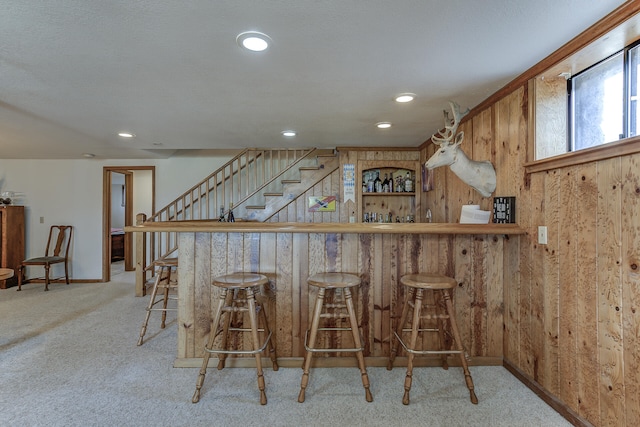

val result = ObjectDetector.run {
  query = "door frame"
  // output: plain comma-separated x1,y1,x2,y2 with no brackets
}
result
102,166,155,283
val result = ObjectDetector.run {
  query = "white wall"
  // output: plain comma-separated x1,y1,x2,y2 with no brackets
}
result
0,150,237,280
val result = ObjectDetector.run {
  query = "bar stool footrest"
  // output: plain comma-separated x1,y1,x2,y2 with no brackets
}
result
393,331,463,356
303,329,365,353
204,330,272,356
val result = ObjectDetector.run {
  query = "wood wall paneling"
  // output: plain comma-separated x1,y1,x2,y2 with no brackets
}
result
596,157,625,426
621,153,640,427
575,162,600,425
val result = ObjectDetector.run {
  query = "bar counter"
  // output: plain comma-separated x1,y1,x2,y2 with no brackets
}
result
126,221,525,368
126,220,525,235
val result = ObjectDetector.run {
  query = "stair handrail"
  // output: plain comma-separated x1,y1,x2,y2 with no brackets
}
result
133,148,314,294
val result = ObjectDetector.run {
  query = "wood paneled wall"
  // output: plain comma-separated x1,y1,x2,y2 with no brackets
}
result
419,82,640,426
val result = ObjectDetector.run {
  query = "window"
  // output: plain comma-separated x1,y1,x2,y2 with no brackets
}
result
569,41,640,151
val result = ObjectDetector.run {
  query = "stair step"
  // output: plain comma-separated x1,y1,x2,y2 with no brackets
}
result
282,179,301,184
314,148,336,156
264,192,283,197
246,205,266,210
299,166,320,171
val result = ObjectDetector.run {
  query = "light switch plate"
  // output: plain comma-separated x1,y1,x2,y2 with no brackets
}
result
538,226,547,245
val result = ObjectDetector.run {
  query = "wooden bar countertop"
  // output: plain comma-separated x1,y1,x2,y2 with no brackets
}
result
125,220,525,235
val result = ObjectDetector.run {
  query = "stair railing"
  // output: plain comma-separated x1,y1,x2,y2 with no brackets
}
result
133,148,313,295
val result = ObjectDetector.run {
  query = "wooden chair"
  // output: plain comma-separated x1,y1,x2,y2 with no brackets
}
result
17,225,73,291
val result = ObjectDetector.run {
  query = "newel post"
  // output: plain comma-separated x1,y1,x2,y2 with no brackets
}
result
135,213,147,297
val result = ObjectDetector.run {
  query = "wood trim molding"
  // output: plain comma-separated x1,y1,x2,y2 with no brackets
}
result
524,135,640,174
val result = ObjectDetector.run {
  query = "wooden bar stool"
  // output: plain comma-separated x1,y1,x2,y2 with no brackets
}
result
387,273,478,405
137,258,178,346
192,273,278,405
298,272,373,403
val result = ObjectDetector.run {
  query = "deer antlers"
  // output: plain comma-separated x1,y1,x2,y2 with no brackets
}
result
431,101,469,146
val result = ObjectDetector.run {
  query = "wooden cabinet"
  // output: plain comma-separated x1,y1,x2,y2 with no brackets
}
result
0,206,25,288
357,160,421,223
111,232,125,261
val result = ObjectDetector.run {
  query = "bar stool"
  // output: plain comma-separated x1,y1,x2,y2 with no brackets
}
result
137,257,178,346
387,273,478,405
298,272,373,403
192,272,278,405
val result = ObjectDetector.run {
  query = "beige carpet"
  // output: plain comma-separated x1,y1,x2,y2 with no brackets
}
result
0,272,571,427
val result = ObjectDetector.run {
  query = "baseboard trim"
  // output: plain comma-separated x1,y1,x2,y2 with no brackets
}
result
503,359,593,427
21,278,103,284
173,355,503,369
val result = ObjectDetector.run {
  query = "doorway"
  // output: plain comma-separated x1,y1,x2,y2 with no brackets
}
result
102,166,155,283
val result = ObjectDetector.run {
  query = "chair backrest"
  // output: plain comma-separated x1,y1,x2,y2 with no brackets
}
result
45,225,73,258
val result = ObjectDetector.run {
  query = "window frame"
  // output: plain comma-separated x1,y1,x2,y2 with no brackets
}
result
567,39,640,152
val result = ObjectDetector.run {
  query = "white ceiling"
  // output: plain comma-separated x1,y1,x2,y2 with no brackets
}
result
0,0,627,159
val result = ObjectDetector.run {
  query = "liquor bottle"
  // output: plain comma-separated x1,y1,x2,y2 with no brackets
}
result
389,173,394,192
367,173,375,193
404,171,413,192
227,202,235,222
382,173,389,192
218,207,226,222
373,172,382,193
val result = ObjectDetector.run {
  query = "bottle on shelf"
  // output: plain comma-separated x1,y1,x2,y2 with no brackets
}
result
367,172,375,193
389,173,394,192
404,171,413,192
395,174,404,192
227,202,235,222
374,172,382,193
382,173,389,192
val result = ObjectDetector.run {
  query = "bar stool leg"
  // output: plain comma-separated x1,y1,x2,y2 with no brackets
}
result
161,269,171,328
192,289,228,403
298,288,326,403
216,291,235,370
387,287,415,370
259,302,279,371
443,289,478,404
344,287,373,402
403,289,424,405
434,291,449,370
246,288,268,405
137,270,163,346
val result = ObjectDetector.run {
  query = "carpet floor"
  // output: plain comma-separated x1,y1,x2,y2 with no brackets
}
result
0,271,571,427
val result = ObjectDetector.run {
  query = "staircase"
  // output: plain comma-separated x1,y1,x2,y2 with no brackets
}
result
134,148,339,294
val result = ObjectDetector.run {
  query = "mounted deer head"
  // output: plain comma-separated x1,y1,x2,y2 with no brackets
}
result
425,102,496,198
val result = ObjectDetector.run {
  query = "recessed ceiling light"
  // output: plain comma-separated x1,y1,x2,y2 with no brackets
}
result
236,31,272,52
82,153,95,158
376,122,392,129
281,130,296,137
395,93,416,103
118,132,135,138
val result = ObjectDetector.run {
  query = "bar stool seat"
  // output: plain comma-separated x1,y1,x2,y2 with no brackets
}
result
137,257,178,346
298,272,373,403
387,273,478,405
192,272,278,405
